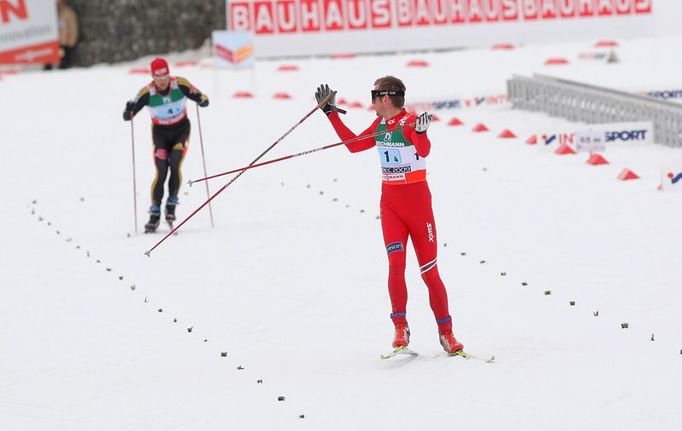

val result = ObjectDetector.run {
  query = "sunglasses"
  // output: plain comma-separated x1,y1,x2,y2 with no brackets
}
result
371,90,405,102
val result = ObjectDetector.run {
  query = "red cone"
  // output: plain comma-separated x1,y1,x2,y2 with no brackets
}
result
498,129,517,139
448,117,463,126
525,135,538,145
586,153,609,165
331,53,355,59
544,58,569,65
273,92,292,99
277,64,299,72
617,168,640,181
175,60,198,67
555,144,576,155
407,59,429,67
595,40,619,48
472,123,489,132
233,91,254,98
492,43,515,50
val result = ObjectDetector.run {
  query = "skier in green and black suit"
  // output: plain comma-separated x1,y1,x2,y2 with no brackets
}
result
123,57,209,233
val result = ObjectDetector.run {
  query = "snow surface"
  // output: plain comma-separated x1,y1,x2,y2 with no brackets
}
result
2,38,682,430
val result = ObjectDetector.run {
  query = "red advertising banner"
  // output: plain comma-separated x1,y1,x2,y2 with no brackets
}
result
228,0,653,34
1,0,59,64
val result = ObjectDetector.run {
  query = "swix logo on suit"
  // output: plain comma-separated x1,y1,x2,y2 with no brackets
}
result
375,115,426,184
145,78,188,126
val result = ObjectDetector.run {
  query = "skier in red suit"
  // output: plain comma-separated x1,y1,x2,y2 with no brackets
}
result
315,76,464,354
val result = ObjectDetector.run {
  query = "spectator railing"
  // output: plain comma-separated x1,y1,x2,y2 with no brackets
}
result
507,74,682,147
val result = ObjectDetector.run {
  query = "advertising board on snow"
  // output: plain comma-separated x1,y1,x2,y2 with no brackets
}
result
212,30,255,69
225,0,654,58
661,167,682,191
0,0,59,64
536,121,653,149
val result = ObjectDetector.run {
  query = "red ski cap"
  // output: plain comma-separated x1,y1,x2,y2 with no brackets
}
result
150,57,170,78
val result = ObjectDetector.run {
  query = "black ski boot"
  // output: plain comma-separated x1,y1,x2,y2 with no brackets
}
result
145,206,161,233
165,196,179,224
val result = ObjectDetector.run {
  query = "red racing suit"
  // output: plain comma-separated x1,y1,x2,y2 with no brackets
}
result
327,109,453,333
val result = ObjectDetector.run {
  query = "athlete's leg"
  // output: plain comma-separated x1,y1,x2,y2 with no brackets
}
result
380,195,410,325
406,184,452,332
167,122,190,200
150,126,170,208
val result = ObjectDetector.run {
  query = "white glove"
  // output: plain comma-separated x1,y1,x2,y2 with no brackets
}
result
415,112,432,134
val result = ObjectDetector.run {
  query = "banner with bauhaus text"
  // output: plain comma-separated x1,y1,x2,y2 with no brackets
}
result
226,0,655,58
0,0,59,64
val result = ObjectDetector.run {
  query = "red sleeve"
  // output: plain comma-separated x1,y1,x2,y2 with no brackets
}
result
402,115,431,158
328,111,382,153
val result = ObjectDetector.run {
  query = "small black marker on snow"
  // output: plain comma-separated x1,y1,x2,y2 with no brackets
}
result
306,184,311,188
332,198,338,202
521,282,528,286
257,379,263,383
237,365,244,370
157,308,163,313
480,260,486,264
96,259,100,263
651,333,655,342
360,209,365,213
187,326,193,333
126,233,131,238
32,200,37,204
593,311,599,317
299,414,305,419
570,301,576,306
544,290,551,295
500,272,507,276
221,352,228,357
80,197,85,202
130,285,136,291
31,209,35,215
621,323,629,329
144,297,148,303
319,191,324,195
56,230,60,235
38,216,43,221
277,396,286,402
118,276,123,280
106,267,112,272
333,178,338,182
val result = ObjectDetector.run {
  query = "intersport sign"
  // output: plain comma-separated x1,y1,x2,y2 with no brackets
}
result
226,0,654,57
0,0,59,64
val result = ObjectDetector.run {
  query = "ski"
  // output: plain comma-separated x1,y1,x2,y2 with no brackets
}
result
380,346,418,360
450,350,495,363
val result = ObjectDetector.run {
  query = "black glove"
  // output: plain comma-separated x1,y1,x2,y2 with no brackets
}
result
123,101,135,121
198,94,209,107
315,84,337,115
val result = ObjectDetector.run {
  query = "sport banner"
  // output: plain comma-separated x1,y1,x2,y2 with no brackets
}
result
226,0,654,58
0,0,59,64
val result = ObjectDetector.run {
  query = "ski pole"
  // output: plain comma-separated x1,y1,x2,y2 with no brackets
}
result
144,92,336,257
130,115,138,234
188,126,409,185
195,104,214,228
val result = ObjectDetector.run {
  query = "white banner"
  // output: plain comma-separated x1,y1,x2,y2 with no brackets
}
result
226,0,655,58
533,121,653,149
0,0,59,64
